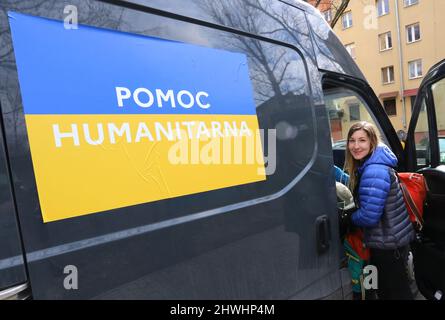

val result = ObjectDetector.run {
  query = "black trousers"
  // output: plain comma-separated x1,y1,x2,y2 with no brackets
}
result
369,245,414,300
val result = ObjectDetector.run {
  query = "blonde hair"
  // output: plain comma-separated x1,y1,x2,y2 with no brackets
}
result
344,121,380,191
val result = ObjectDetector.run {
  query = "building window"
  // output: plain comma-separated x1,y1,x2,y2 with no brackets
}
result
323,10,332,22
379,32,392,51
345,43,356,59
349,103,360,121
383,99,397,116
406,23,421,43
382,66,395,84
342,11,353,29
404,0,419,7
377,0,389,16
409,59,423,79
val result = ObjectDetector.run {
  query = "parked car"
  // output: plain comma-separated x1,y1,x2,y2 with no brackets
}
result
332,139,347,169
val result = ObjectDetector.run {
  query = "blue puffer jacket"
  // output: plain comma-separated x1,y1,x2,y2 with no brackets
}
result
351,144,414,249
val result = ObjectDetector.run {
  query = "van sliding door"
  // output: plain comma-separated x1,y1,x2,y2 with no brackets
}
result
0,110,27,295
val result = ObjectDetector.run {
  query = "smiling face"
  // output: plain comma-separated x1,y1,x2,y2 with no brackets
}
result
348,129,371,161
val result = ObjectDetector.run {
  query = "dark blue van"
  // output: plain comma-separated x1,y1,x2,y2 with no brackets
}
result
0,0,444,300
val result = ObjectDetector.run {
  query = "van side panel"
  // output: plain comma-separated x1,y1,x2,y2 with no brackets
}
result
0,0,342,299
0,113,27,290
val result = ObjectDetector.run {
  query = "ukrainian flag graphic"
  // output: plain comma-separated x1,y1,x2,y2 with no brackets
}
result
9,12,265,223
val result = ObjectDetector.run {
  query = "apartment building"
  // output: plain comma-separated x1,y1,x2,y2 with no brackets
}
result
320,0,445,133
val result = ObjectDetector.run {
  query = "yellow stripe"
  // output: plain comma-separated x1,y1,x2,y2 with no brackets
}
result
25,114,265,222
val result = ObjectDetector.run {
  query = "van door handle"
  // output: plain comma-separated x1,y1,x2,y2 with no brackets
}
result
315,215,331,254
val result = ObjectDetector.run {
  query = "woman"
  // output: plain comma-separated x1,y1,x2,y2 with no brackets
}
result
344,121,415,300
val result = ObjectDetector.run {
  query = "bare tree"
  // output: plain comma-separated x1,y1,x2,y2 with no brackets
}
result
199,0,308,104
0,0,127,149
303,0,350,28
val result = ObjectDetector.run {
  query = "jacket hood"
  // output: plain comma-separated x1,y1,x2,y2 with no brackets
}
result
358,143,398,174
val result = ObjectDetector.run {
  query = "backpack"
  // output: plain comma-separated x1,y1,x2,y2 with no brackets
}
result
344,229,370,298
396,172,428,231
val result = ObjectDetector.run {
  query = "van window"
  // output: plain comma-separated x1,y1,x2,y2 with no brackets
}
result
431,77,445,164
413,98,430,168
4,7,315,222
324,87,385,169
121,25,317,210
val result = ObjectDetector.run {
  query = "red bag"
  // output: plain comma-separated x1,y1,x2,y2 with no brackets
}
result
345,229,370,261
396,172,428,230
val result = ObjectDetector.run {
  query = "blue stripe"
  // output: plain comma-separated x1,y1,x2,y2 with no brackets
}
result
9,12,256,115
